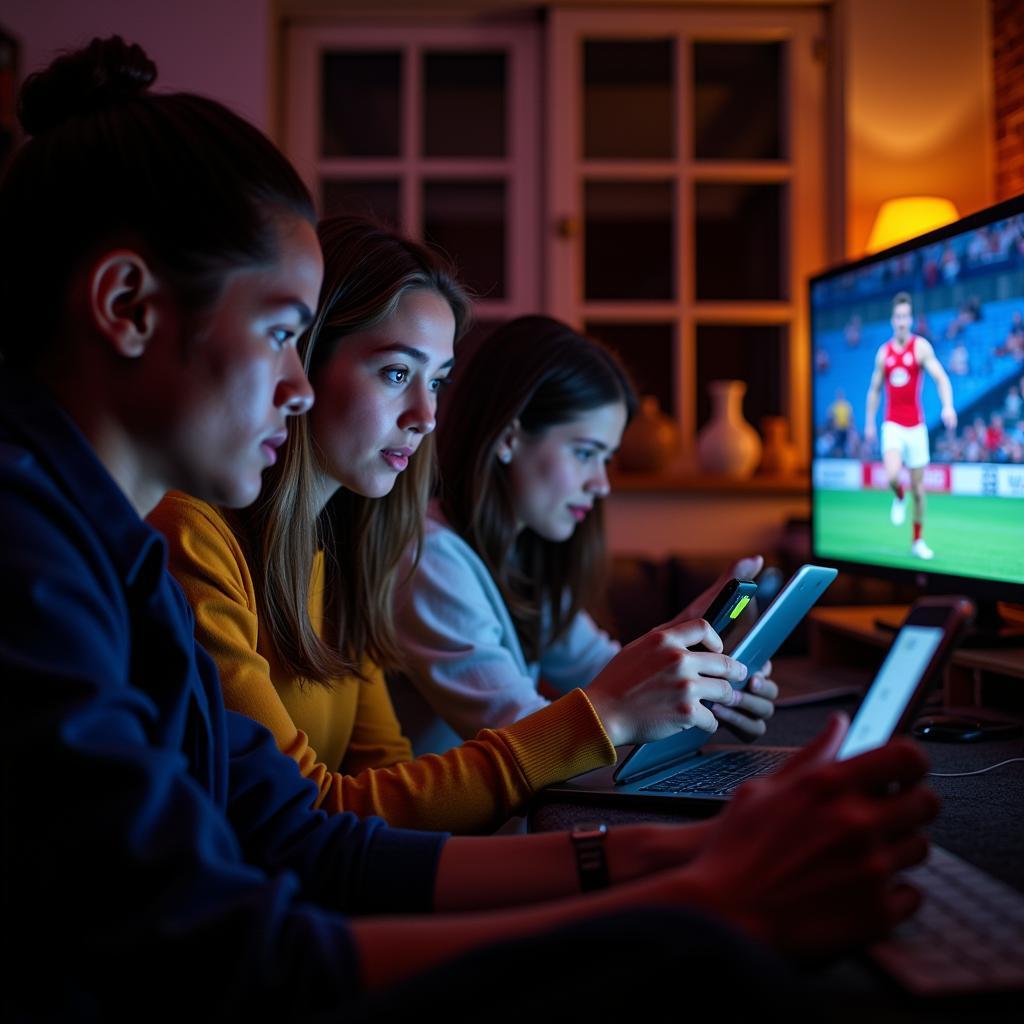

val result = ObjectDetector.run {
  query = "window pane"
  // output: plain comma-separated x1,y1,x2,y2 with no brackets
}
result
585,181,675,301
424,180,506,299
321,179,401,227
693,42,783,160
584,39,674,160
696,324,786,430
695,183,785,300
424,52,506,157
322,51,401,157
585,321,675,417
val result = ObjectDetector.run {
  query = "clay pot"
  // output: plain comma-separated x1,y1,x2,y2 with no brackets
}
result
618,395,680,473
696,380,762,479
758,416,799,476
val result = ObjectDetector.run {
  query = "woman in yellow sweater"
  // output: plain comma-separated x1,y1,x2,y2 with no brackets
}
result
149,216,756,834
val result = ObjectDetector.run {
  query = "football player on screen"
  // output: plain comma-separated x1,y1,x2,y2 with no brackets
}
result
865,291,957,560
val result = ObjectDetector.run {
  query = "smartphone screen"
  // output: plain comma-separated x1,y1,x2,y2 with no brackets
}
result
837,625,944,761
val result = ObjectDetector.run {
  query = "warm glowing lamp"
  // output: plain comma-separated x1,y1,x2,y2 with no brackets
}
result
866,196,960,254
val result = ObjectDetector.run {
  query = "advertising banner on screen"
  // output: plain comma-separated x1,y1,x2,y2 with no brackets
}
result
813,459,860,490
951,465,988,496
861,462,951,492
949,464,1024,497
997,465,1024,499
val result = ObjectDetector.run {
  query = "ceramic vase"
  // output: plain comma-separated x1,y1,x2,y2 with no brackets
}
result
758,416,799,476
696,380,762,479
618,395,680,473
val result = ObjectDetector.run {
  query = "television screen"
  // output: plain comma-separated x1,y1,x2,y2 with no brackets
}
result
810,196,1024,594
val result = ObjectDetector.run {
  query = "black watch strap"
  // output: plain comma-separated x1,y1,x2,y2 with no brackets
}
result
570,821,609,892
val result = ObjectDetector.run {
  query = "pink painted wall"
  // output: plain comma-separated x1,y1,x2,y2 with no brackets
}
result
2,0,272,131
841,0,993,258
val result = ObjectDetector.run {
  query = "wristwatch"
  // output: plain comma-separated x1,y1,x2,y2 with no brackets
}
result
570,821,609,892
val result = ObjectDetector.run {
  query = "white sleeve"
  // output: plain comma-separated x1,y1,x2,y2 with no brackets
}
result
393,526,551,739
539,610,621,696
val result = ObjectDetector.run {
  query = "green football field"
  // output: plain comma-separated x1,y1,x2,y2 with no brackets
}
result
814,490,1024,584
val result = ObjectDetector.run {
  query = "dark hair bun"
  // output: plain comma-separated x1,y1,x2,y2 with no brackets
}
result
19,35,157,137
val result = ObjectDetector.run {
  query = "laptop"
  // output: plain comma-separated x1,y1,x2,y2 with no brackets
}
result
542,564,839,808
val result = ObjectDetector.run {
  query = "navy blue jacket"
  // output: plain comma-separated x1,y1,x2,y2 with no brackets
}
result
0,375,446,1020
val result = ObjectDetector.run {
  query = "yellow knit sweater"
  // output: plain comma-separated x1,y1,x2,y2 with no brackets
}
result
149,492,615,834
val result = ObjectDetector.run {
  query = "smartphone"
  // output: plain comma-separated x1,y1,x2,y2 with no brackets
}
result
702,578,758,639
837,596,975,761
726,564,839,674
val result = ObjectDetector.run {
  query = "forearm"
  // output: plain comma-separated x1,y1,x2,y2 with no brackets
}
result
936,371,954,409
435,821,714,912
318,734,540,832
865,387,879,426
326,692,615,833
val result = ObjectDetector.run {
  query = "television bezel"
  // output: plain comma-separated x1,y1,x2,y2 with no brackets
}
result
808,192,1024,608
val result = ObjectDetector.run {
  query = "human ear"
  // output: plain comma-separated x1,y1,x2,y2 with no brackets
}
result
495,418,522,465
88,250,161,358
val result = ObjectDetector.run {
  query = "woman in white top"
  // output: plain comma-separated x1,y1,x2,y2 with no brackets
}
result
391,316,775,754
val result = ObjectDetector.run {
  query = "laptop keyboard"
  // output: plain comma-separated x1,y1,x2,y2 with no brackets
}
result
639,749,791,795
869,844,1024,995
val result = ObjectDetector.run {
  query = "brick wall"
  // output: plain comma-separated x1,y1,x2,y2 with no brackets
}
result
993,0,1024,200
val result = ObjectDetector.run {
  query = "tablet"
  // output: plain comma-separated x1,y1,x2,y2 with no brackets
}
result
612,563,837,784
838,596,974,759
725,563,838,672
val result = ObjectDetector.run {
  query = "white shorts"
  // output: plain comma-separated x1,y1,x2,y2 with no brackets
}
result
881,421,930,469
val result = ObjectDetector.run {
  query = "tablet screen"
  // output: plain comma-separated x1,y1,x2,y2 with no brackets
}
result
837,625,943,760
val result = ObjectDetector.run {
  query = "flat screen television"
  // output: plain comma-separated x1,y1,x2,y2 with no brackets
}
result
809,194,1024,640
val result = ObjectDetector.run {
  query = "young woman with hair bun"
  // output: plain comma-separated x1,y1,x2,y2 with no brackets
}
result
2,37,938,1020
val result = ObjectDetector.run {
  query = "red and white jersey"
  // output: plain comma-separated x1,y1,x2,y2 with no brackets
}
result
883,336,924,427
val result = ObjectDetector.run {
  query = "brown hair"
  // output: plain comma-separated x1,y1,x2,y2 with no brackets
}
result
236,216,471,684
437,316,636,661
892,291,913,312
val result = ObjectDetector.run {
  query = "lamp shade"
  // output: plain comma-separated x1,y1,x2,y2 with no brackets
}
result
866,196,960,254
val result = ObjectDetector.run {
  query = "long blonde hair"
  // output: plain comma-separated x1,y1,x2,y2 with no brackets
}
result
235,217,471,684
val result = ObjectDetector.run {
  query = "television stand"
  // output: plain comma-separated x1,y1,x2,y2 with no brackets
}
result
806,606,1024,713
959,601,1024,650
872,608,1024,649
